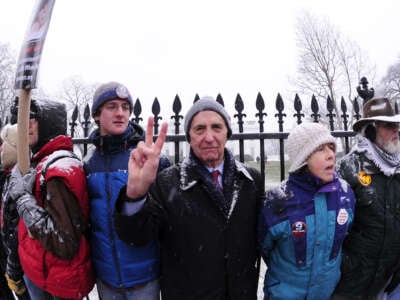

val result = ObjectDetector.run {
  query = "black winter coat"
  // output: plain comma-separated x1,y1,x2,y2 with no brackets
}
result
0,169,17,300
0,169,24,281
335,151,400,297
114,150,264,300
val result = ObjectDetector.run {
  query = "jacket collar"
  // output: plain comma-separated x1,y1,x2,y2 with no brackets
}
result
32,135,72,164
89,121,145,155
179,148,254,191
289,169,340,194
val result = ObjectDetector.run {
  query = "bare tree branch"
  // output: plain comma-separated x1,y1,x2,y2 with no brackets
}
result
293,11,375,131
0,42,17,124
381,58,400,104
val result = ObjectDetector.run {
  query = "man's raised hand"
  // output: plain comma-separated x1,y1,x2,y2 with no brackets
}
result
126,117,168,198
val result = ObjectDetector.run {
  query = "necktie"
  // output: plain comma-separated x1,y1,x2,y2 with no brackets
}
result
211,170,222,189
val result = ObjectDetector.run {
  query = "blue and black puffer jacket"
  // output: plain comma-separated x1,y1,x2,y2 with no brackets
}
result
258,170,355,300
84,121,170,289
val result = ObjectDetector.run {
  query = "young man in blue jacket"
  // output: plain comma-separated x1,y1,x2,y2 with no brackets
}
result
84,82,170,300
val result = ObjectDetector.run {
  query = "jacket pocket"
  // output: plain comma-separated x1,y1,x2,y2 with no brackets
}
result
340,252,362,282
355,185,376,207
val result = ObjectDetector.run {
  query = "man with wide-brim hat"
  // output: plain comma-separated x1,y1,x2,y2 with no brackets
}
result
332,97,400,299
353,97,400,132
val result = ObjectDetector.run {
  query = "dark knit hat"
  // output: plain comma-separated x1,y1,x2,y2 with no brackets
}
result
10,97,67,154
92,82,133,117
10,96,38,123
184,96,232,141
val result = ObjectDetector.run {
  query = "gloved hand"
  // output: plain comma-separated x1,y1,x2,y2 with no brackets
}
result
16,193,45,228
8,165,36,200
5,272,27,295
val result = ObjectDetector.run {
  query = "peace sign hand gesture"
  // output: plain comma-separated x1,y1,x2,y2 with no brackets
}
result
126,117,168,199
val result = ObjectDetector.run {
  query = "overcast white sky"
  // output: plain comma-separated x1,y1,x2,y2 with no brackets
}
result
1,0,400,116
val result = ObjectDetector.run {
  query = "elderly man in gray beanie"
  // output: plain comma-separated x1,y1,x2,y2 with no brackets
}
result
114,96,264,300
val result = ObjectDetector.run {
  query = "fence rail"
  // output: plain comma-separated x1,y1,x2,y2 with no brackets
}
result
71,87,387,188
67,77,392,187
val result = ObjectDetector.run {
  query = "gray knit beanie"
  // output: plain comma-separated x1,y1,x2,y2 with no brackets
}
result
184,96,232,141
92,82,133,117
287,122,336,173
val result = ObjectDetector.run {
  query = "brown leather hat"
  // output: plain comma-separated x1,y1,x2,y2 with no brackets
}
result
353,97,400,132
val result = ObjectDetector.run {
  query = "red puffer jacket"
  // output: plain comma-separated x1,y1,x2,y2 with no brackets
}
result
18,135,94,299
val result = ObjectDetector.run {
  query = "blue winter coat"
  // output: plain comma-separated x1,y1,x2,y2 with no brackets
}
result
258,171,355,300
84,121,171,288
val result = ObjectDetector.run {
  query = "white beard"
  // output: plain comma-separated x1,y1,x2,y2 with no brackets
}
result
382,139,400,154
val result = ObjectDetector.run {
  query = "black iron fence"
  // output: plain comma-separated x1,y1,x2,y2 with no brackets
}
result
67,77,390,187
70,89,386,187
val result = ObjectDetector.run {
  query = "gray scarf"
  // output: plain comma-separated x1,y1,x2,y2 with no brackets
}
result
351,136,400,176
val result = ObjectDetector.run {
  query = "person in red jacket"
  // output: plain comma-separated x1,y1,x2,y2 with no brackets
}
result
7,98,95,299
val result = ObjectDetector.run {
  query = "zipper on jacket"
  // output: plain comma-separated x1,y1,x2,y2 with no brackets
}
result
105,167,123,287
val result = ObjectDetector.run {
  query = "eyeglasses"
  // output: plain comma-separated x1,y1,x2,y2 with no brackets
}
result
103,102,131,112
376,121,399,130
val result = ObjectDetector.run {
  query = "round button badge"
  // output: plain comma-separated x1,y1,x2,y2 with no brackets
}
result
291,221,307,237
358,170,371,186
337,208,349,225
116,85,129,99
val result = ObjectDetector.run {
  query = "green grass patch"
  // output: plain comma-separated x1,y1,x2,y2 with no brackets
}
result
247,160,290,189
